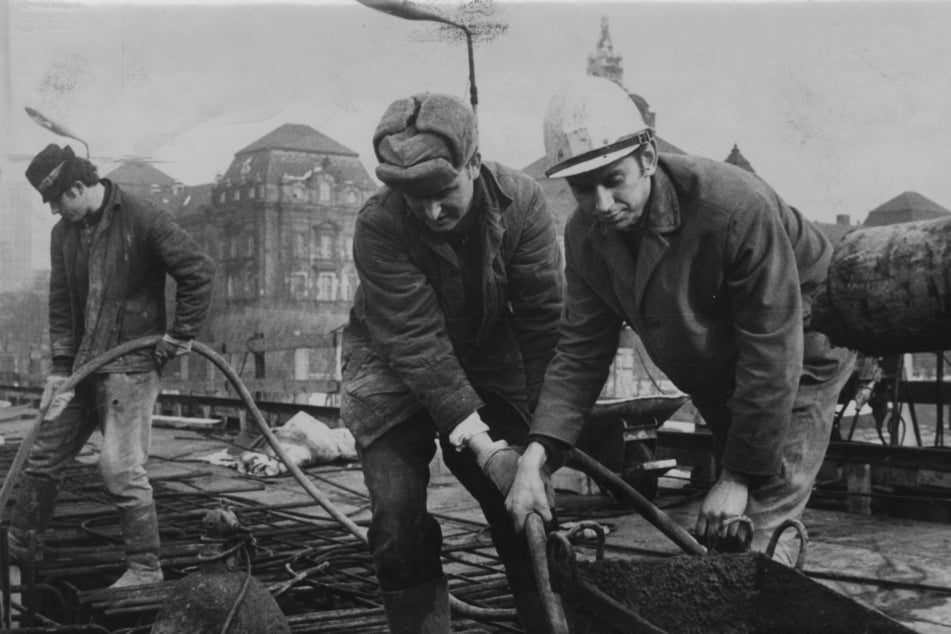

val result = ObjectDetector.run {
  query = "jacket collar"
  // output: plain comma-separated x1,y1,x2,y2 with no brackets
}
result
641,163,682,235
415,164,507,269
580,161,681,315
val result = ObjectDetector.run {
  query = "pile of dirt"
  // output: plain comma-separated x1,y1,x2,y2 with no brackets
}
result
558,553,914,634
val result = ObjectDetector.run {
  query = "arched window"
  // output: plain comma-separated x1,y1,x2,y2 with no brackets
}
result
319,180,332,203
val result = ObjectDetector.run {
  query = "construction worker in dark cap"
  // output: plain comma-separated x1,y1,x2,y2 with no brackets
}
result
341,92,563,632
12,144,214,587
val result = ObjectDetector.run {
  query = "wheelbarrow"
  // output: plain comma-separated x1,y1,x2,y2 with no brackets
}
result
531,514,917,634
578,394,690,500
524,452,918,634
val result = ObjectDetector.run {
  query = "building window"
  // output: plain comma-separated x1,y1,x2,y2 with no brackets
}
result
320,234,334,259
246,235,254,257
319,181,332,203
248,186,255,200
341,265,358,301
294,233,306,256
290,272,309,300
219,191,226,204
229,237,238,258
227,274,236,299
256,184,264,199
345,189,358,204
316,272,337,300
245,270,256,297
235,189,241,201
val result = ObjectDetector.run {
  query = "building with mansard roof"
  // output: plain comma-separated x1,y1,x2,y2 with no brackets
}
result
104,160,185,210
864,191,951,227
175,123,377,398
724,144,755,174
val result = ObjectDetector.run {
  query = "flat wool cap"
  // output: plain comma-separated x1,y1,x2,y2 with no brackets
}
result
373,93,477,196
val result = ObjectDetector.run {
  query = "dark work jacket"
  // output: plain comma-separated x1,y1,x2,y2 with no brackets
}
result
341,162,564,448
531,154,852,477
49,180,215,373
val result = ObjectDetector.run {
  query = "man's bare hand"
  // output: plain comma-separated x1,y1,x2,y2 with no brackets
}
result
694,467,750,546
505,442,553,532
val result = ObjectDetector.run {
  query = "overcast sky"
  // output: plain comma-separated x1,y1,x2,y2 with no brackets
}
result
3,0,951,249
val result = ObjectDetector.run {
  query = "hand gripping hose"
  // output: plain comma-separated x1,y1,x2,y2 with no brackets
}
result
0,336,514,621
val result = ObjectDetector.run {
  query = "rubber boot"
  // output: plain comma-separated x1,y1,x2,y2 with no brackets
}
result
380,576,451,634
515,592,554,634
7,474,59,564
109,504,164,588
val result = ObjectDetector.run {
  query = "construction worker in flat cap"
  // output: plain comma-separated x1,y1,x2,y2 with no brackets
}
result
13,144,215,588
340,93,563,632
505,75,857,565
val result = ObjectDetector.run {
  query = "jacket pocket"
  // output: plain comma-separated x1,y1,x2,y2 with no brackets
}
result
340,354,420,445
117,298,161,340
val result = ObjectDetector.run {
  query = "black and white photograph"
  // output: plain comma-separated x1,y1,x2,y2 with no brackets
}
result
1,0,950,631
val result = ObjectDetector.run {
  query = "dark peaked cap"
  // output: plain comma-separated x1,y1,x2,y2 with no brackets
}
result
26,143,77,202
373,93,478,196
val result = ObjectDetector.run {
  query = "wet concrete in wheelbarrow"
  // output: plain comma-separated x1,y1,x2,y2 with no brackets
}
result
559,551,923,634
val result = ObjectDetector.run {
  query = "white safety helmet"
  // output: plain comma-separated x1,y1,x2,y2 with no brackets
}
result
543,75,654,179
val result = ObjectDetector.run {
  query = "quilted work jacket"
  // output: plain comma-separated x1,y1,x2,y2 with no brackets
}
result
49,180,215,373
341,162,563,448
531,154,851,477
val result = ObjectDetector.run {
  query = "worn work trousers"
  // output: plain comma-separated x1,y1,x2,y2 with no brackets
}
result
25,371,161,510
701,346,856,564
359,394,537,598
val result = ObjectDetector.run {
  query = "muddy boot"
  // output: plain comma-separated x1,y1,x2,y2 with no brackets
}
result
8,475,59,565
381,576,451,634
110,504,164,588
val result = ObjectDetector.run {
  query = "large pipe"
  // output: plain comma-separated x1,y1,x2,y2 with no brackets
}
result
813,216,951,355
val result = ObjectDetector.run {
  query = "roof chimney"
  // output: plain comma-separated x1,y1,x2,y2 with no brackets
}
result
836,214,851,226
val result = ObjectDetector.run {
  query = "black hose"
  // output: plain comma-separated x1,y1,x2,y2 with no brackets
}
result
1,336,513,621
525,513,570,634
568,448,707,556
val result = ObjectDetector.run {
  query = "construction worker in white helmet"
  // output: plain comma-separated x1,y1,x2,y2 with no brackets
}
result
505,75,856,563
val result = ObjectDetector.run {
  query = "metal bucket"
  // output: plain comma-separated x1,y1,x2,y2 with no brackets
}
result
547,521,918,634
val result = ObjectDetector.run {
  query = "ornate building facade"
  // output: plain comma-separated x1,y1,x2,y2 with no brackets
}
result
173,123,377,400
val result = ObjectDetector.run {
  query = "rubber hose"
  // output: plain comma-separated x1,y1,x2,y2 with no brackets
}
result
525,513,570,634
2,336,513,621
568,448,707,556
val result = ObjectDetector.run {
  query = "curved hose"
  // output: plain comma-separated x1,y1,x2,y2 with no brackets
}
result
525,513,569,634
1,336,513,621
568,448,707,556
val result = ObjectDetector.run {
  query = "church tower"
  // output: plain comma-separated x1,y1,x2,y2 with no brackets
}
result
586,16,656,129
587,16,623,85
